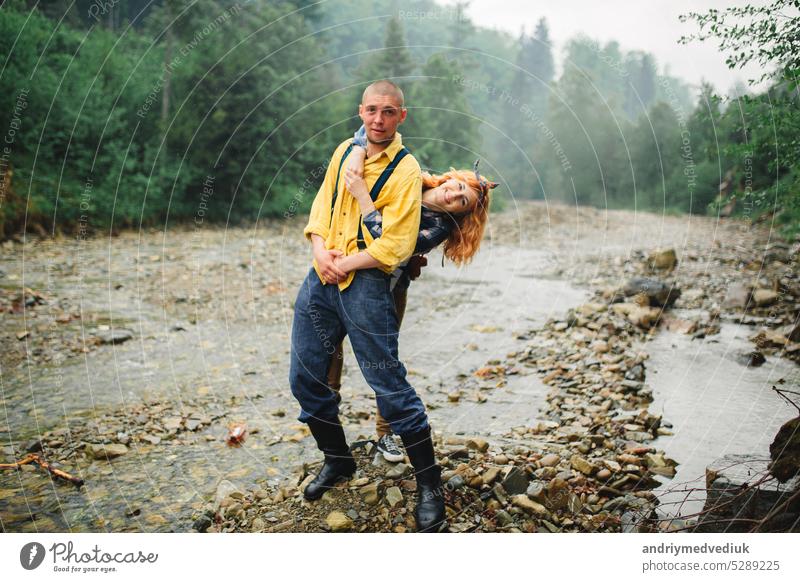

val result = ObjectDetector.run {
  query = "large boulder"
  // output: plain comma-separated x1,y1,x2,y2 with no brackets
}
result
770,417,800,482
695,454,800,532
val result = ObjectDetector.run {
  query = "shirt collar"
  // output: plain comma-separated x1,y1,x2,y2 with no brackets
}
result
366,131,404,162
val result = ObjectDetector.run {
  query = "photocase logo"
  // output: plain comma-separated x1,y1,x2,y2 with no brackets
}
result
20,542,46,570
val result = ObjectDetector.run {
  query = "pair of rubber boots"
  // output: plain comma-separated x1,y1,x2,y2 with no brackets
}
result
303,418,446,532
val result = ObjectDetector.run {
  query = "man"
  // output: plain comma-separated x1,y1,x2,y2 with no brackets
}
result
289,80,446,532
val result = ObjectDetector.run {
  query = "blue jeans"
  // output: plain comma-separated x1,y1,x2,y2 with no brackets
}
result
289,267,429,435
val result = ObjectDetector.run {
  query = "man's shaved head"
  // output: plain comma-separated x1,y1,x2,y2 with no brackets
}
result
361,80,405,108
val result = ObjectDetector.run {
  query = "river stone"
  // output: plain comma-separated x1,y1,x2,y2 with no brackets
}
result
85,443,128,460
611,303,662,328
624,277,681,307
466,437,489,452
95,329,134,345
722,283,751,309
481,466,501,485
752,288,779,307
570,454,597,476
539,453,561,467
447,474,466,490
193,515,212,532
511,494,547,516
526,481,545,502
214,480,241,510
596,468,612,480
385,486,403,508
494,509,514,527
545,478,570,510
325,511,353,532
737,350,766,367
386,463,410,479
647,248,677,270
501,467,529,495
359,482,379,505
625,363,646,382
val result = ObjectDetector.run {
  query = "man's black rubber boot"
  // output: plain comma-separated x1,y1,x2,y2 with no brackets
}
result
304,417,356,501
400,426,446,532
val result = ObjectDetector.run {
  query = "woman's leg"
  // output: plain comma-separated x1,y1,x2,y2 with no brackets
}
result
374,283,409,437
327,340,345,404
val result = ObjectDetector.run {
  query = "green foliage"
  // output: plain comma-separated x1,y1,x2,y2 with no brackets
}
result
1,0,796,238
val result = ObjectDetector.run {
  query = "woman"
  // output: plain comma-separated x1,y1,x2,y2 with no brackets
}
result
326,124,497,462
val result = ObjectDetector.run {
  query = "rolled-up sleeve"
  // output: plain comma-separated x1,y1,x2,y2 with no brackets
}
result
364,168,422,271
303,141,349,241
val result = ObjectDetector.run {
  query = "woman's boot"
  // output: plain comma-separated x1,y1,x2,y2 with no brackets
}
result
304,417,356,500
400,426,446,532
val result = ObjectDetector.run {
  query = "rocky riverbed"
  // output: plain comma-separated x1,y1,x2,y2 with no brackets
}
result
1,202,798,532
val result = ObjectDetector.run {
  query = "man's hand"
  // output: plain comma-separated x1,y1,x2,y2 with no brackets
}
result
315,248,347,284
311,235,347,284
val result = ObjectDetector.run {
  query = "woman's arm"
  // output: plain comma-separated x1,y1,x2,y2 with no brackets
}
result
344,167,377,218
346,125,368,178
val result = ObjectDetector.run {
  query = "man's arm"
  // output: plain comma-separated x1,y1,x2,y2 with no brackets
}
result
360,167,422,271
335,250,382,274
303,140,350,242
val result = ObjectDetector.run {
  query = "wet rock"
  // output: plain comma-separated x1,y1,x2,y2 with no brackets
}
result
85,443,128,460
193,515,212,532
25,439,44,453
698,455,800,532
736,351,766,367
622,277,681,307
325,511,353,532
769,417,800,482
501,467,529,495
95,329,134,345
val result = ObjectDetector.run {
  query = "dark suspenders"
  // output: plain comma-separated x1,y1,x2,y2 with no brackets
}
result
328,141,410,249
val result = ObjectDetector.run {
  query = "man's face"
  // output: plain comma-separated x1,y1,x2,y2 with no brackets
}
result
358,92,406,144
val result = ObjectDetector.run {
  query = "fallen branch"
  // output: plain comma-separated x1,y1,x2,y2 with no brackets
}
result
0,453,84,487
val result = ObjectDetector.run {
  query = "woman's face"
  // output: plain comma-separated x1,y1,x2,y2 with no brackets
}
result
427,179,479,215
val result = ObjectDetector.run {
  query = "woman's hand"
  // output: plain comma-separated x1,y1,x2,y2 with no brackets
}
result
344,167,370,201
346,145,366,178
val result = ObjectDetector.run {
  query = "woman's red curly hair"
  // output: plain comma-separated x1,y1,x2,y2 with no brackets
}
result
422,168,492,265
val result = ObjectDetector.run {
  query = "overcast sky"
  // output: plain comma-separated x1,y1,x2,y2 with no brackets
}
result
438,0,771,94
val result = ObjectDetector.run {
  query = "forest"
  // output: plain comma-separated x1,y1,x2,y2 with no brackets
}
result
0,0,797,239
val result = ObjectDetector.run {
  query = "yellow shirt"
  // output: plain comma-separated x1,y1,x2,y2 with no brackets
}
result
303,131,422,291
